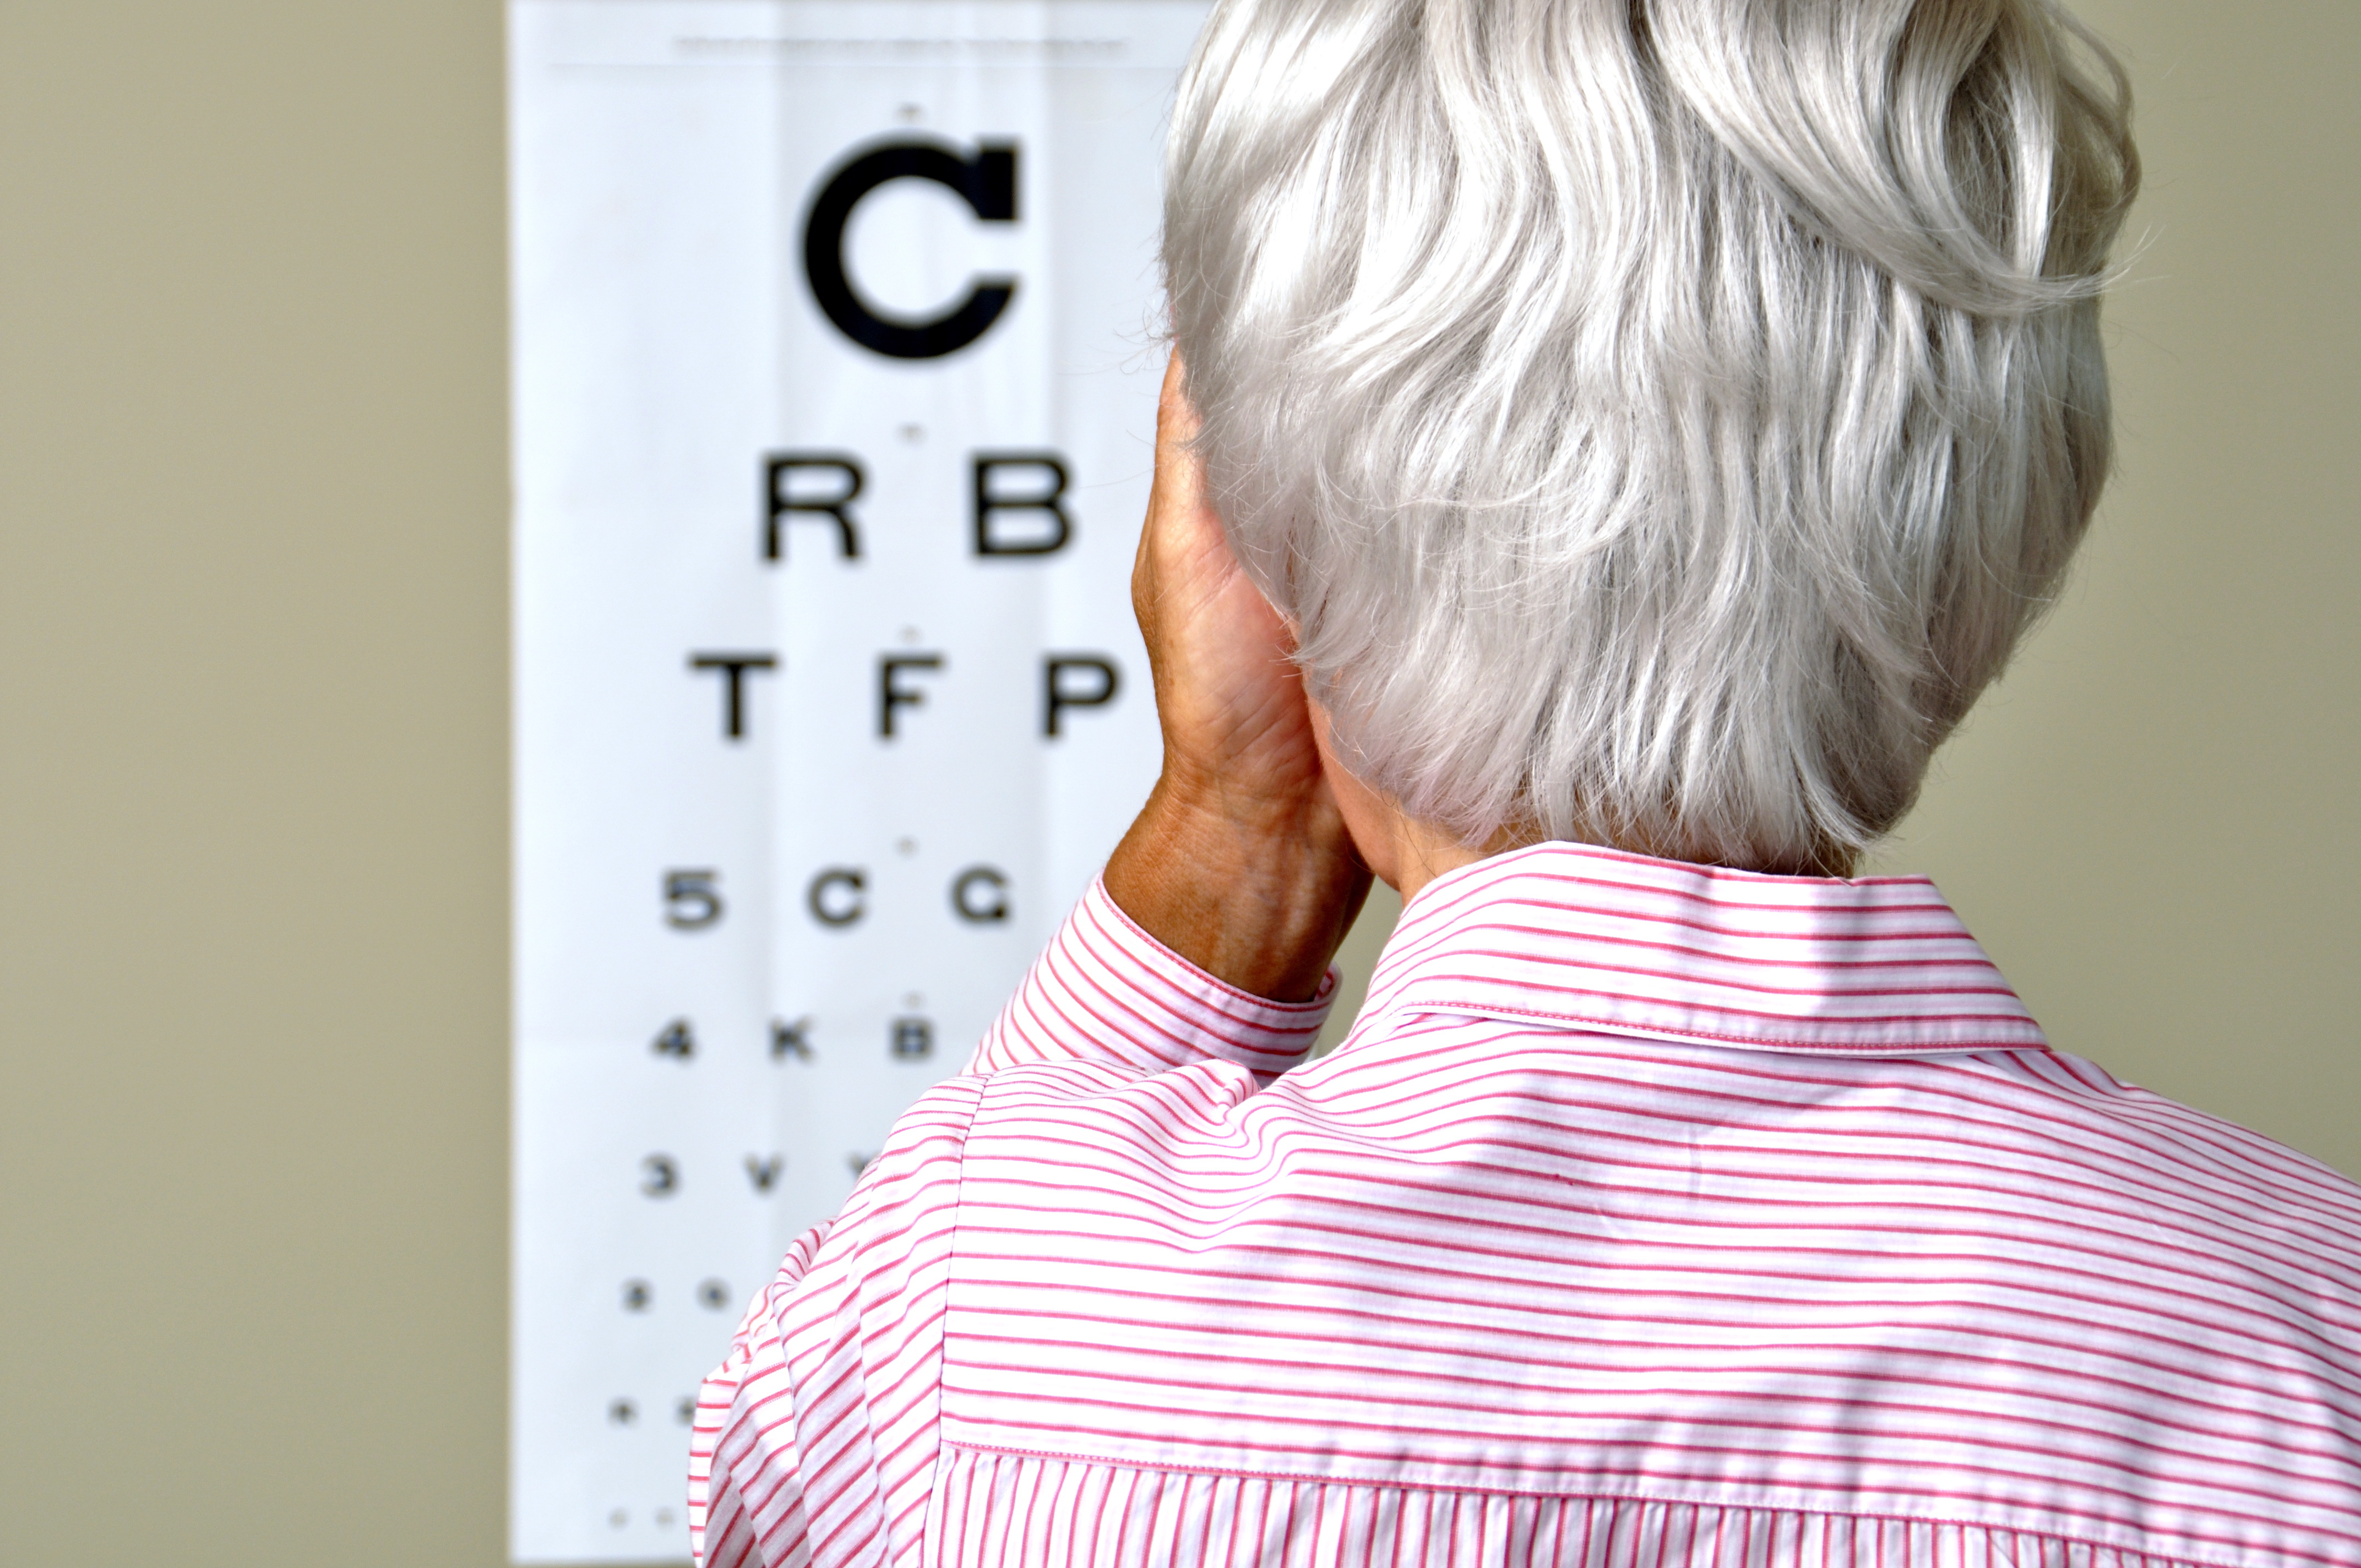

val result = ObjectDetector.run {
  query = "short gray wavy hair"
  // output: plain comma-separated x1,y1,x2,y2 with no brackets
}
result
1164,0,2139,873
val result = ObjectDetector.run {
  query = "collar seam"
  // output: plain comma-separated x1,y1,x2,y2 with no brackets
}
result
1351,999,2049,1058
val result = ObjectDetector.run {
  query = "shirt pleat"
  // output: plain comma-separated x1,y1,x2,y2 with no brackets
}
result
920,1451,2287,1568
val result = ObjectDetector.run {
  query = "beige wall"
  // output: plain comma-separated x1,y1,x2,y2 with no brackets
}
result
3,2,2352,1563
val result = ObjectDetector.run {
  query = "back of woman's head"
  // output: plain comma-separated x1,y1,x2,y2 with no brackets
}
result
1163,0,2139,874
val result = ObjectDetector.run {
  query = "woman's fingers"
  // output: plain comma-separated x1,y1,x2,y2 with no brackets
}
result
1132,354,1323,811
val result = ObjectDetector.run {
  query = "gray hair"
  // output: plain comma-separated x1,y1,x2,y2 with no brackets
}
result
1163,0,2139,874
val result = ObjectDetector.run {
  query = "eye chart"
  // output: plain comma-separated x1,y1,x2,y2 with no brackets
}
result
509,3,1202,1558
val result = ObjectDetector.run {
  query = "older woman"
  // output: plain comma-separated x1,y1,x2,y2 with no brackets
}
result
692,0,2361,1562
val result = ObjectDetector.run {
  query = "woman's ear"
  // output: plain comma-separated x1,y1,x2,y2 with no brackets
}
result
1309,695,1513,901
1307,698,1401,892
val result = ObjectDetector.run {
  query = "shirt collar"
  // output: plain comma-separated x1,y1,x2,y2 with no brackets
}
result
1344,841,2046,1059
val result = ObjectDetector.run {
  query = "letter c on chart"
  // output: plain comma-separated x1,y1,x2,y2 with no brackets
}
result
950,864,1010,923
807,867,867,927
802,139,1020,360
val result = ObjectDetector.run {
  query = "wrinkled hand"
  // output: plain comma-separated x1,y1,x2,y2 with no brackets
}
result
1102,356,1371,1001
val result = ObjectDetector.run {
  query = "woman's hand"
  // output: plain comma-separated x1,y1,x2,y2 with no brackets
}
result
1101,355,1372,1002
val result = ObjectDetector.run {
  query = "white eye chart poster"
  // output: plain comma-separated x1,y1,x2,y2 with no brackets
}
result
508,3,1200,1558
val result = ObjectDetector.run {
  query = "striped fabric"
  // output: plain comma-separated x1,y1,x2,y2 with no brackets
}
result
690,842,2361,1567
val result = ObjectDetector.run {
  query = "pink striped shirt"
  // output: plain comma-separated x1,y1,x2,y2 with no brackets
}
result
690,842,2361,1567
